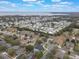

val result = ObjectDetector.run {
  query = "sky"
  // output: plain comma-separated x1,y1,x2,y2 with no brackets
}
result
0,0,79,12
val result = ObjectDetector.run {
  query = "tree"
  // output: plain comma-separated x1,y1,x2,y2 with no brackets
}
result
35,39,42,44
25,45,34,52
74,42,79,53
35,51,43,59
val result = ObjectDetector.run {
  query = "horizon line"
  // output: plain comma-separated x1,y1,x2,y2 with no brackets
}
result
0,11,79,13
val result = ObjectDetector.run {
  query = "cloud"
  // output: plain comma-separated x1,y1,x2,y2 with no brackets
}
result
23,0,44,7
23,0,37,2
21,0,74,12
59,2,73,5
11,4,16,7
0,1,9,4
22,4,34,7
0,1,17,8
0,0,78,12
38,0,74,12
52,0,61,2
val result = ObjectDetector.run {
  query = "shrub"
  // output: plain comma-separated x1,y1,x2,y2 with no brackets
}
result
7,48,16,57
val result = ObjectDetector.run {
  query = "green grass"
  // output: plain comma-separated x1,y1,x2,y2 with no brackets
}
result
0,45,7,52
7,48,16,57
3,36,20,46
74,42,79,52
